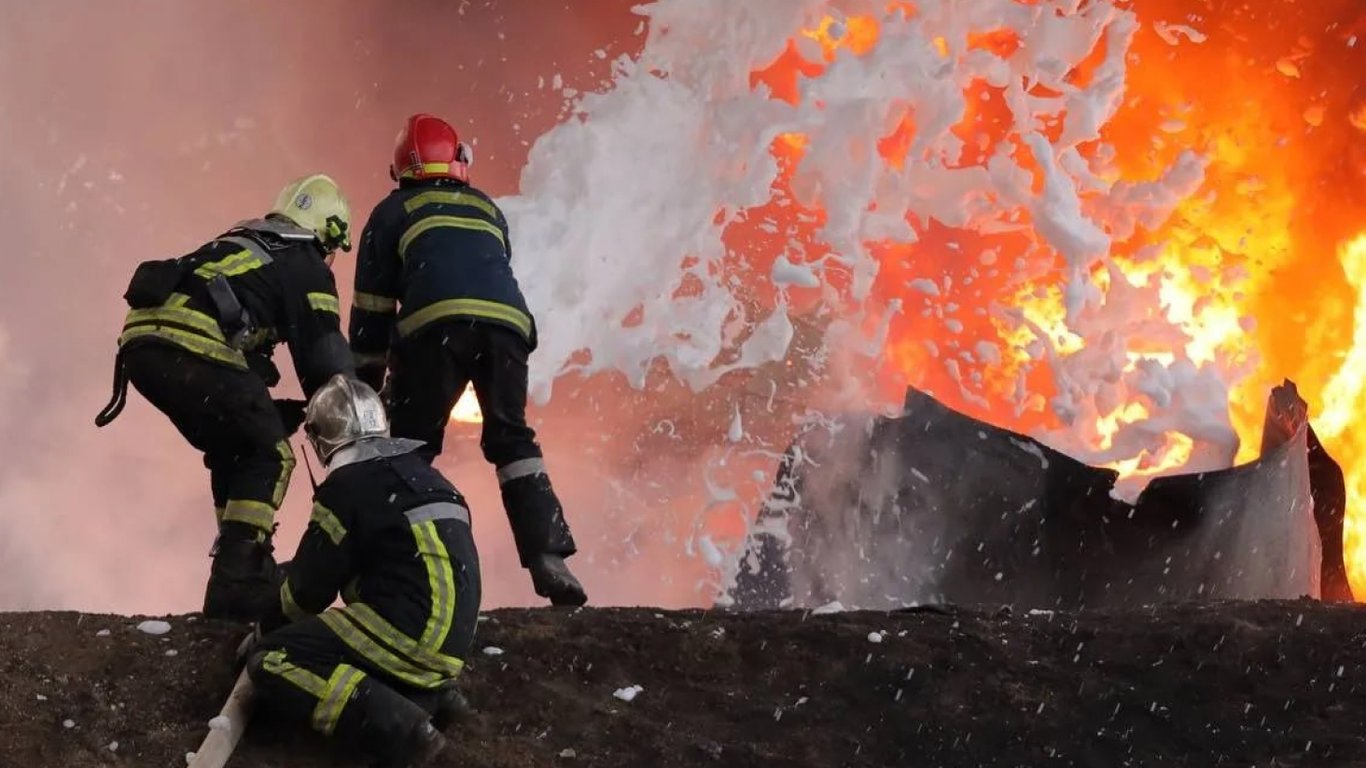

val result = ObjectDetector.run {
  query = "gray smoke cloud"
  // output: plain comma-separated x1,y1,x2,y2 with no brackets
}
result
0,0,647,612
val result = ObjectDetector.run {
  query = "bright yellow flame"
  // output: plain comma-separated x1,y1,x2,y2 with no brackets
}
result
1310,234,1366,598
1096,401,1152,450
450,383,483,425
1106,431,1196,481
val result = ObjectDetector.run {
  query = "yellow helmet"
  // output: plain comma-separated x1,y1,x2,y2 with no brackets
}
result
270,173,353,252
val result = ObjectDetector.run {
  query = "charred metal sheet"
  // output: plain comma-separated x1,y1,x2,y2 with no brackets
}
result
726,381,1349,610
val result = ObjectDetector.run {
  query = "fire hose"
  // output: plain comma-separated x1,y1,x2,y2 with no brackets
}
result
186,668,255,768
186,630,260,768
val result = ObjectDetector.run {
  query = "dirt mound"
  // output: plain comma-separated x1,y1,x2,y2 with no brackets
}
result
1,602,1363,767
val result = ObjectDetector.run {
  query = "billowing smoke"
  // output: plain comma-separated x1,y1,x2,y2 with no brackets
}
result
0,0,649,612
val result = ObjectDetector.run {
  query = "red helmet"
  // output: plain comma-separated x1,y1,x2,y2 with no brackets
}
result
390,113,473,183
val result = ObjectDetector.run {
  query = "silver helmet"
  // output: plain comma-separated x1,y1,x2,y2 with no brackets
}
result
304,375,388,463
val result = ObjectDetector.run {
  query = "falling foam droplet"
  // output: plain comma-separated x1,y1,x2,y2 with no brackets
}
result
727,407,744,443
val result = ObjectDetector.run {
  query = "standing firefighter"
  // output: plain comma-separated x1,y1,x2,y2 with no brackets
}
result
95,174,355,622
245,374,479,768
349,113,586,606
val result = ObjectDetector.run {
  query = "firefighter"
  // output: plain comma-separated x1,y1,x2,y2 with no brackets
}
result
95,174,355,623
348,113,586,606
245,374,479,768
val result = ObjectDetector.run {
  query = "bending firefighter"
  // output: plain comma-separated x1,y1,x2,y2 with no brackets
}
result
349,112,586,606
246,374,480,768
95,174,356,622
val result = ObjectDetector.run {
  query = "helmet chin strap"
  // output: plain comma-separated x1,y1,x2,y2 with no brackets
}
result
300,441,321,491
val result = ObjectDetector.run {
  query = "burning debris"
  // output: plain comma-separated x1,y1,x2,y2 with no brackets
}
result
726,380,1352,611
499,0,1364,609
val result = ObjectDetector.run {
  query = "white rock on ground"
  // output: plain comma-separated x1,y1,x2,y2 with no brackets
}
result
613,685,643,702
136,620,171,636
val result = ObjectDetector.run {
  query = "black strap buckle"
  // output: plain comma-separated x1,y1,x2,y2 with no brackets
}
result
205,275,254,350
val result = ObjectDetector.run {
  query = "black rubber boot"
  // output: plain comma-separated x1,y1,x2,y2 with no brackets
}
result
203,522,280,623
373,722,446,768
528,554,587,607
500,473,585,606
338,678,447,768
409,684,475,731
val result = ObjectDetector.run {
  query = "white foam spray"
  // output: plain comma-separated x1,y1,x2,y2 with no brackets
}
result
498,0,1240,595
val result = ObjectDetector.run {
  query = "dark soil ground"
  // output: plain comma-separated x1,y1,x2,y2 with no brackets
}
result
1,601,1364,767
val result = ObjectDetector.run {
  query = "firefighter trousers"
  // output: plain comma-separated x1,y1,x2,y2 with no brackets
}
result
387,320,576,566
123,342,295,535
248,614,461,761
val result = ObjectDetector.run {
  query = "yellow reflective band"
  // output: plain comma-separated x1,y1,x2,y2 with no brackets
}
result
311,664,365,735
117,326,248,369
353,351,387,368
353,291,398,314
281,580,310,622
261,650,327,697
396,298,532,340
222,499,276,532
311,503,347,546
344,603,464,678
319,609,448,689
344,601,467,672
402,190,499,220
398,162,454,179
271,441,296,508
193,248,266,279
124,304,226,341
307,292,340,315
398,215,505,258
413,521,457,650
214,506,226,523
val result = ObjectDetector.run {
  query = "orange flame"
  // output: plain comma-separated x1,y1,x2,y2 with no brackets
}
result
747,7,1366,598
1351,102,1366,133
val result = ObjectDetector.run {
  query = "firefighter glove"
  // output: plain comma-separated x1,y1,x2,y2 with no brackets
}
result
274,399,308,436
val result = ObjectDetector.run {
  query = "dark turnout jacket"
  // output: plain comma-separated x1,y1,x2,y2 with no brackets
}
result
118,217,353,396
349,178,535,388
262,441,482,690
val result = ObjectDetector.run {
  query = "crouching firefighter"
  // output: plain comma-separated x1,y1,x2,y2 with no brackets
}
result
94,174,356,622
244,374,480,768
350,112,585,606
